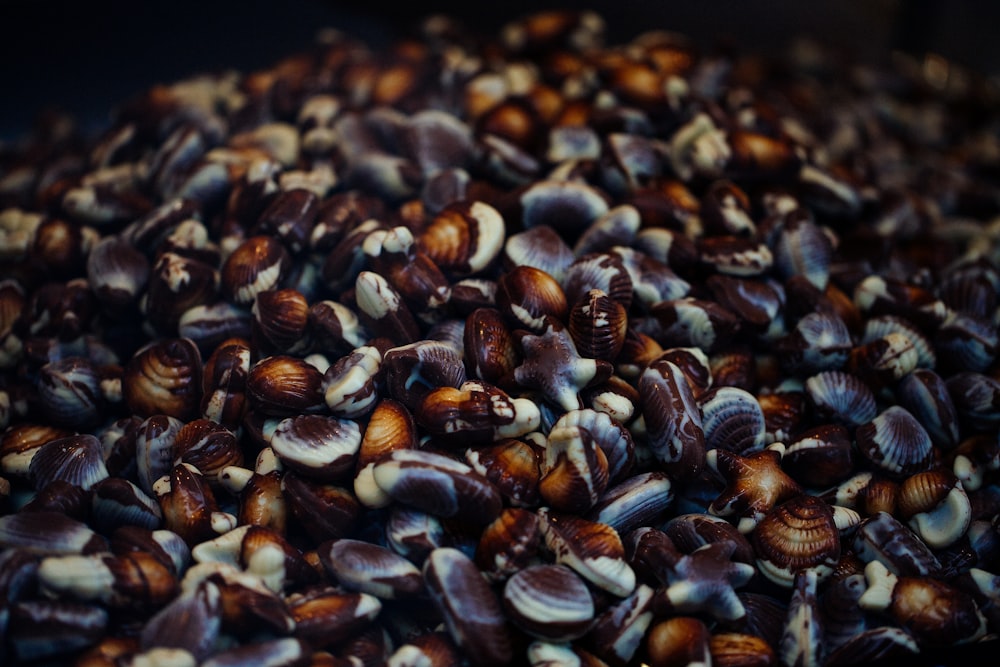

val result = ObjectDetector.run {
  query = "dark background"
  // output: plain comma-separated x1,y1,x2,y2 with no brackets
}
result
1,0,999,141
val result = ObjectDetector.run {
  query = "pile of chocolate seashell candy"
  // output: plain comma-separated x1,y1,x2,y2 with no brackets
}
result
2,8,1000,667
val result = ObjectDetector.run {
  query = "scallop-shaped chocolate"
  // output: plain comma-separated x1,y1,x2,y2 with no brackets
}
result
805,371,876,428
354,398,417,509
383,340,466,414
466,439,541,508
464,307,519,385
937,270,997,320
657,347,712,397
247,355,325,416
946,371,1000,430
935,311,998,373
706,274,784,336
86,236,149,310
29,434,109,492
853,275,948,332
552,408,635,484
885,576,987,647
562,253,634,313
37,357,104,430
383,505,448,566
896,469,971,549
847,332,919,391
612,246,691,309
634,226,700,275
616,326,664,380
373,449,503,526
0,510,107,554
399,108,472,175
143,252,219,334
538,508,636,597
22,479,90,519
568,289,627,362
649,297,741,353
271,415,361,482
419,201,505,277
724,592,789,647
322,345,381,419
662,513,755,564
281,473,360,543
777,311,852,374
133,415,183,497
758,387,806,444
222,236,291,305
178,302,253,352
495,265,568,332
895,369,960,451
475,507,541,582
573,205,640,257
503,225,575,283
421,167,470,215
520,179,609,240
539,424,609,514
309,300,369,357
771,209,833,290
252,288,310,355
319,539,423,599
417,381,541,446
639,358,705,482
424,547,513,667
783,424,854,488
585,583,657,666
449,278,497,316
286,587,382,650
752,495,841,587
503,564,594,641
646,616,712,667
200,339,251,430
173,419,243,484
856,406,934,479
697,386,766,455
587,471,674,535
936,258,998,319
428,318,466,353
91,477,162,533
862,315,936,369
123,338,202,420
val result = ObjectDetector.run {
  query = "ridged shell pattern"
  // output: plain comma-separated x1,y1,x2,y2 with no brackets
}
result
805,371,877,428
855,406,934,478
752,495,841,587
697,386,766,455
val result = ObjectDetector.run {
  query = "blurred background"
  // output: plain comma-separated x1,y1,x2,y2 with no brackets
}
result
2,0,1000,141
